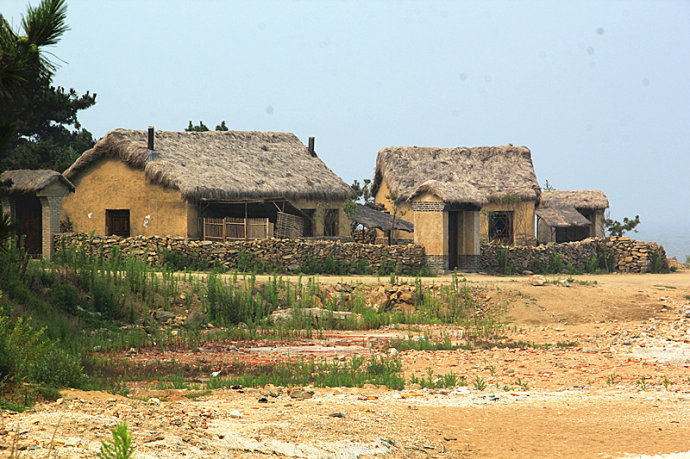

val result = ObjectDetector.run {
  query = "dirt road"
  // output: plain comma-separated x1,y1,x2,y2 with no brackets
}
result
2,271,689,458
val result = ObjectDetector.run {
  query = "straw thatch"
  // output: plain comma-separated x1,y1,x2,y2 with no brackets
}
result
540,190,608,210
372,145,540,204
410,180,488,207
353,203,414,232
535,206,591,228
64,129,354,202
1,169,75,194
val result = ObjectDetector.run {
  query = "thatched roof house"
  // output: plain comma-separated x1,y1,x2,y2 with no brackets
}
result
64,129,353,202
0,170,74,260
371,145,541,204
62,128,354,240
539,190,609,210
2,169,75,194
371,145,541,271
537,190,609,243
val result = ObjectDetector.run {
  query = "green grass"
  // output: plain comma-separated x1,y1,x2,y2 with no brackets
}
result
207,355,405,390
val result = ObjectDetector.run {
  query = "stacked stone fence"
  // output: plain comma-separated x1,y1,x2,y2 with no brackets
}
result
604,236,667,273
54,233,427,274
481,237,667,274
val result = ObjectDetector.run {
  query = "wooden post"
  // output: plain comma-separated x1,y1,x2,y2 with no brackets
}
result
222,217,227,242
265,218,269,239
203,218,206,240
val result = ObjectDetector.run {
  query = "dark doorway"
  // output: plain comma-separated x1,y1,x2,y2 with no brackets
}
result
555,226,589,243
448,211,459,270
488,211,513,243
15,196,42,255
302,209,315,236
324,209,338,236
106,209,130,237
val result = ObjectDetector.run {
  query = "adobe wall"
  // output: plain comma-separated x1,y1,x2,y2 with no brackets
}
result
480,200,536,245
61,158,190,238
55,233,427,274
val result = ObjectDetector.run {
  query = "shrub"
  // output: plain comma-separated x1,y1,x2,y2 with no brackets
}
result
546,252,564,274
26,346,84,388
497,248,517,274
159,248,209,271
649,251,669,273
99,422,136,459
0,312,50,385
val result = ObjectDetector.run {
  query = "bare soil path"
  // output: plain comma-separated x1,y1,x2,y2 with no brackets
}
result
2,271,689,458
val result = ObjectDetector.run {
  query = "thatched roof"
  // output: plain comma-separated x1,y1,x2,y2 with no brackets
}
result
1,170,75,194
540,190,609,210
353,203,414,232
535,206,591,228
410,180,488,207
64,129,355,202
372,145,540,204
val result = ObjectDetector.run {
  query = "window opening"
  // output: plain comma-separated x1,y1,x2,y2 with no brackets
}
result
488,211,513,243
106,209,130,237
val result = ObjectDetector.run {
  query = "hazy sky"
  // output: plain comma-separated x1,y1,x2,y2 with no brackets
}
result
4,0,690,256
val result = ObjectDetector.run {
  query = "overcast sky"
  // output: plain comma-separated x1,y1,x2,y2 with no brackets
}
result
4,0,690,257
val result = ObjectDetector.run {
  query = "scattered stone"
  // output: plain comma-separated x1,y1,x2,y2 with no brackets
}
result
529,275,547,286
329,412,346,418
154,310,176,323
185,311,206,328
148,398,161,406
290,390,314,400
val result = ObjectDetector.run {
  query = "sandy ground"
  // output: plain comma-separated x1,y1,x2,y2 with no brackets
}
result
2,270,689,458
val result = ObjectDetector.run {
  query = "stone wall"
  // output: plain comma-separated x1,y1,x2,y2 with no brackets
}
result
54,233,427,274
481,237,668,274
604,236,668,273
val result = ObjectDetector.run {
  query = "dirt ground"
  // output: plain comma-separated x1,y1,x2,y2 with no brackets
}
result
2,270,690,458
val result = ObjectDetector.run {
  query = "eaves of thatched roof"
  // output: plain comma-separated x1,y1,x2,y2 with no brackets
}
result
410,179,488,207
372,145,541,204
1,169,75,194
540,190,609,210
352,203,414,232
535,206,591,228
64,129,355,202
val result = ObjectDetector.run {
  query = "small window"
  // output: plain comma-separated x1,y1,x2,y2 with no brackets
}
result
106,209,130,237
324,209,338,236
488,211,513,243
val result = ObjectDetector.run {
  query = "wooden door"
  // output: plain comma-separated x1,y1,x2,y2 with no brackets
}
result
15,196,42,255
448,211,458,270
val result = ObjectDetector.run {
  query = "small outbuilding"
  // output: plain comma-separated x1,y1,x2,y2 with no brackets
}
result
61,128,355,240
537,190,609,243
371,145,541,271
0,169,75,259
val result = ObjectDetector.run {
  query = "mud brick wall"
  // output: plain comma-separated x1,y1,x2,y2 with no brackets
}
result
55,233,427,274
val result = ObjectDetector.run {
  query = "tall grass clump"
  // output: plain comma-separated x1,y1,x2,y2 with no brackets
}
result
207,355,405,390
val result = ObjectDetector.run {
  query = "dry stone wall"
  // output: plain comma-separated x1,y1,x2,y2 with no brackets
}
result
54,233,427,274
604,236,668,273
481,237,667,273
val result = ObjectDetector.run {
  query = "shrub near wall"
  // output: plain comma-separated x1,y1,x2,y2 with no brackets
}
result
55,233,427,275
481,237,668,274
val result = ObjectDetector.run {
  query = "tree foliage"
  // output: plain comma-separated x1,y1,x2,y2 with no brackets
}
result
605,214,640,237
0,0,96,171
185,120,229,132
350,179,375,208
